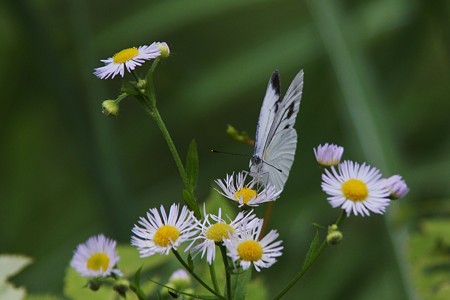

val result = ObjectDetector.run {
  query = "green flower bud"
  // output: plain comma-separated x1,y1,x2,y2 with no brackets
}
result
327,224,343,245
87,278,102,291
113,278,130,297
137,79,147,89
102,100,119,116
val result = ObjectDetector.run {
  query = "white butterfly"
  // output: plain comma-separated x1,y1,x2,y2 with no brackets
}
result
249,69,304,192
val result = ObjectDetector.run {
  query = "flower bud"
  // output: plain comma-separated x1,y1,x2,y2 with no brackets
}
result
226,124,254,145
87,278,102,291
385,175,409,200
327,224,343,245
102,100,119,116
314,143,344,167
157,42,170,58
113,278,130,297
168,269,191,290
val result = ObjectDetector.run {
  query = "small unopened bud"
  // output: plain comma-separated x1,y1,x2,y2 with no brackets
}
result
327,224,343,245
102,100,119,116
137,79,147,89
226,124,254,145
385,175,409,200
113,278,130,297
314,143,344,167
87,278,102,291
169,269,191,290
157,42,170,58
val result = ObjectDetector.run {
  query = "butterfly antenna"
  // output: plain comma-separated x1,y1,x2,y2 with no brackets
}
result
211,150,251,157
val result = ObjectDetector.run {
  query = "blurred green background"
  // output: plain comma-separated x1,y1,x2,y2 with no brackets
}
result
1,0,449,299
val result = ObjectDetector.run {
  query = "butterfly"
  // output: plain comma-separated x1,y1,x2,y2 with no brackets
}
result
249,69,304,192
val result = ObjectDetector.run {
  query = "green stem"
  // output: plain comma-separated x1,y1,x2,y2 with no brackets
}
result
272,211,346,300
172,250,225,300
150,107,189,187
208,261,221,294
220,245,232,300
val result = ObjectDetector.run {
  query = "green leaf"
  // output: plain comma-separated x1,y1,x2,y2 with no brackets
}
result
408,217,450,300
187,253,194,271
302,230,320,271
182,188,201,218
230,268,252,300
0,255,33,300
186,139,199,189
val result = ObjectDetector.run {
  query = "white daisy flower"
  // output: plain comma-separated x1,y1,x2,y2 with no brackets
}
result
185,208,257,264
224,219,283,272
321,160,391,217
215,172,281,207
131,204,198,257
385,175,409,200
314,143,344,167
94,43,161,79
70,234,122,277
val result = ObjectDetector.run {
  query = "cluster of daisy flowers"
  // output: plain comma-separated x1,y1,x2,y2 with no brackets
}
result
131,203,283,272
314,143,409,217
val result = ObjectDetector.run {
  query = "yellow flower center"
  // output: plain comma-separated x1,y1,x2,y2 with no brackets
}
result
206,223,234,242
341,179,368,202
235,188,257,204
237,240,263,262
86,253,110,271
113,47,139,63
153,225,180,247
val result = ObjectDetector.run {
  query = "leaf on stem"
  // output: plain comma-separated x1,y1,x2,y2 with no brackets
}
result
230,267,252,300
186,139,199,189
302,230,320,271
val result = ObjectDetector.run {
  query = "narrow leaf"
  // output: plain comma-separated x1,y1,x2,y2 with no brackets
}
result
230,268,252,300
187,253,194,271
182,189,201,218
186,139,199,188
302,230,320,271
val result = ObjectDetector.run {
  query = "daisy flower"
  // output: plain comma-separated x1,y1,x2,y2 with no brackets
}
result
215,171,281,207
314,143,344,167
185,208,257,264
168,269,191,290
94,43,162,79
321,160,391,217
70,234,122,277
385,175,409,200
131,204,198,257
224,219,283,272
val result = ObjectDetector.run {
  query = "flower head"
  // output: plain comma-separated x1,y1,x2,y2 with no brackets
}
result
314,143,344,167
215,172,281,207
131,204,198,257
94,43,161,79
321,160,391,217
385,175,409,200
224,219,283,272
186,208,257,264
70,234,122,277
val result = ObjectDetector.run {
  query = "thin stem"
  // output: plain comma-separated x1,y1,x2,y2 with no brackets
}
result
150,106,189,187
208,261,221,294
171,250,225,300
220,245,232,300
272,210,346,300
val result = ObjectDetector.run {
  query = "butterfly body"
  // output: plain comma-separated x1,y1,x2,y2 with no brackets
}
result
249,70,304,192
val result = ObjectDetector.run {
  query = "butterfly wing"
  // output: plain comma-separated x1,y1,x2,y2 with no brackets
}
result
253,70,281,158
251,70,304,191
